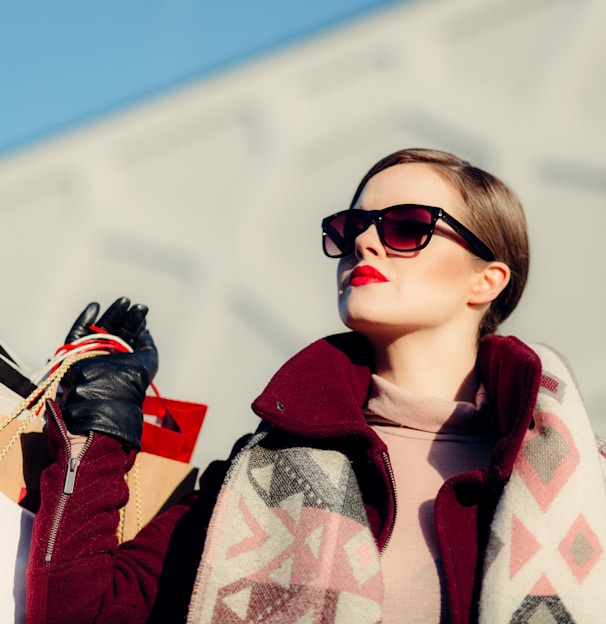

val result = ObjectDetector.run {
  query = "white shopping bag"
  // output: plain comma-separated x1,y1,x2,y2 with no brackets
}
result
0,340,36,622
0,490,33,624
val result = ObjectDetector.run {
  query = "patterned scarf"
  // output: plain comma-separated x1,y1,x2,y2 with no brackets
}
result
188,344,606,623
187,431,383,623
480,344,606,623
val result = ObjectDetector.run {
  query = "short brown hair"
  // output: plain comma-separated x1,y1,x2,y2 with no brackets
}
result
350,148,529,337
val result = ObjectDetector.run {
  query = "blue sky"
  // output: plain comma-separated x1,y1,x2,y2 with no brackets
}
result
0,1,410,158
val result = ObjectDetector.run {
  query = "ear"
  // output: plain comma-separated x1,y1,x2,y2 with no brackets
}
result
468,261,510,305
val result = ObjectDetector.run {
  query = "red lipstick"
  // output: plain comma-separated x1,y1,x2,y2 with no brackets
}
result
350,265,388,286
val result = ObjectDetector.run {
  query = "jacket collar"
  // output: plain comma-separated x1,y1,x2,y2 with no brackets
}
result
251,331,377,445
476,333,542,477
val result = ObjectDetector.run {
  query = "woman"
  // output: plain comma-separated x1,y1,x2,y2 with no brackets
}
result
27,149,606,623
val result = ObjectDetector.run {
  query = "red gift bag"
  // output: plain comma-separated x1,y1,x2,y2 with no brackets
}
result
141,394,207,463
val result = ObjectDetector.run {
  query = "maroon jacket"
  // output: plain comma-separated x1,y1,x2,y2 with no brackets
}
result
26,332,541,623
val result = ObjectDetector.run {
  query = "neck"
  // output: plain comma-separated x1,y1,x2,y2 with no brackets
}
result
368,329,480,402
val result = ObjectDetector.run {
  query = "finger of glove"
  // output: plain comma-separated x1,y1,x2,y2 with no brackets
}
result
133,329,159,382
97,298,148,347
119,304,148,346
94,297,131,335
64,302,100,344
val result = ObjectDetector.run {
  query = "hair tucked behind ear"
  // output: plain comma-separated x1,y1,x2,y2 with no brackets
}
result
351,148,529,337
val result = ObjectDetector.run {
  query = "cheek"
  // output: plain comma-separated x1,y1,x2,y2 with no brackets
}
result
388,256,475,307
417,248,475,281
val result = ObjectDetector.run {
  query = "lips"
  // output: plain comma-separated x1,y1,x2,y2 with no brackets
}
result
349,265,388,286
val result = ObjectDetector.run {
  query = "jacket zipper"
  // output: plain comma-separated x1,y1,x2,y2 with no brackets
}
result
380,451,397,555
45,402,93,563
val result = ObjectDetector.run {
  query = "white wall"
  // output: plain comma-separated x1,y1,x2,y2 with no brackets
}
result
1,0,605,471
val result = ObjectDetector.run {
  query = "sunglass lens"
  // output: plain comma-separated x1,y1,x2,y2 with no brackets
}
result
382,206,433,251
323,211,368,257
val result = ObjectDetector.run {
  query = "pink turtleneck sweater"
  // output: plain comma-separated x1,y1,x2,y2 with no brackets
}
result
364,374,495,624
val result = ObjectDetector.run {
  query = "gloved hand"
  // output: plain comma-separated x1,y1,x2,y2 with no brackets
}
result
60,298,159,450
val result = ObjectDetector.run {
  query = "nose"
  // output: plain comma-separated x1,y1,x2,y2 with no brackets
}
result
354,222,385,259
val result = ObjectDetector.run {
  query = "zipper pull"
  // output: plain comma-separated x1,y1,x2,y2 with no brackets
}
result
63,457,81,494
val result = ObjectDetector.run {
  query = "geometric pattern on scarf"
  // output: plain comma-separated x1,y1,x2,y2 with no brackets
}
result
187,432,383,623
479,345,606,624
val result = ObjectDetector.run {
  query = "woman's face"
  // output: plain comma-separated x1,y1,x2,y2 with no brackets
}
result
337,163,486,342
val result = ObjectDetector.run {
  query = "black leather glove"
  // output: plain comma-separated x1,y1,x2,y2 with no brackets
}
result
60,299,158,450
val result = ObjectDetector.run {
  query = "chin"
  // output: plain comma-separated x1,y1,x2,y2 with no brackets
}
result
339,301,393,327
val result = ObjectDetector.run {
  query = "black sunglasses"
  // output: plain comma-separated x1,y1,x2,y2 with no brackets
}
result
321,204,495,261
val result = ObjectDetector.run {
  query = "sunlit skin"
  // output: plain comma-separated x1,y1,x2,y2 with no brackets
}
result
337,163,510,402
